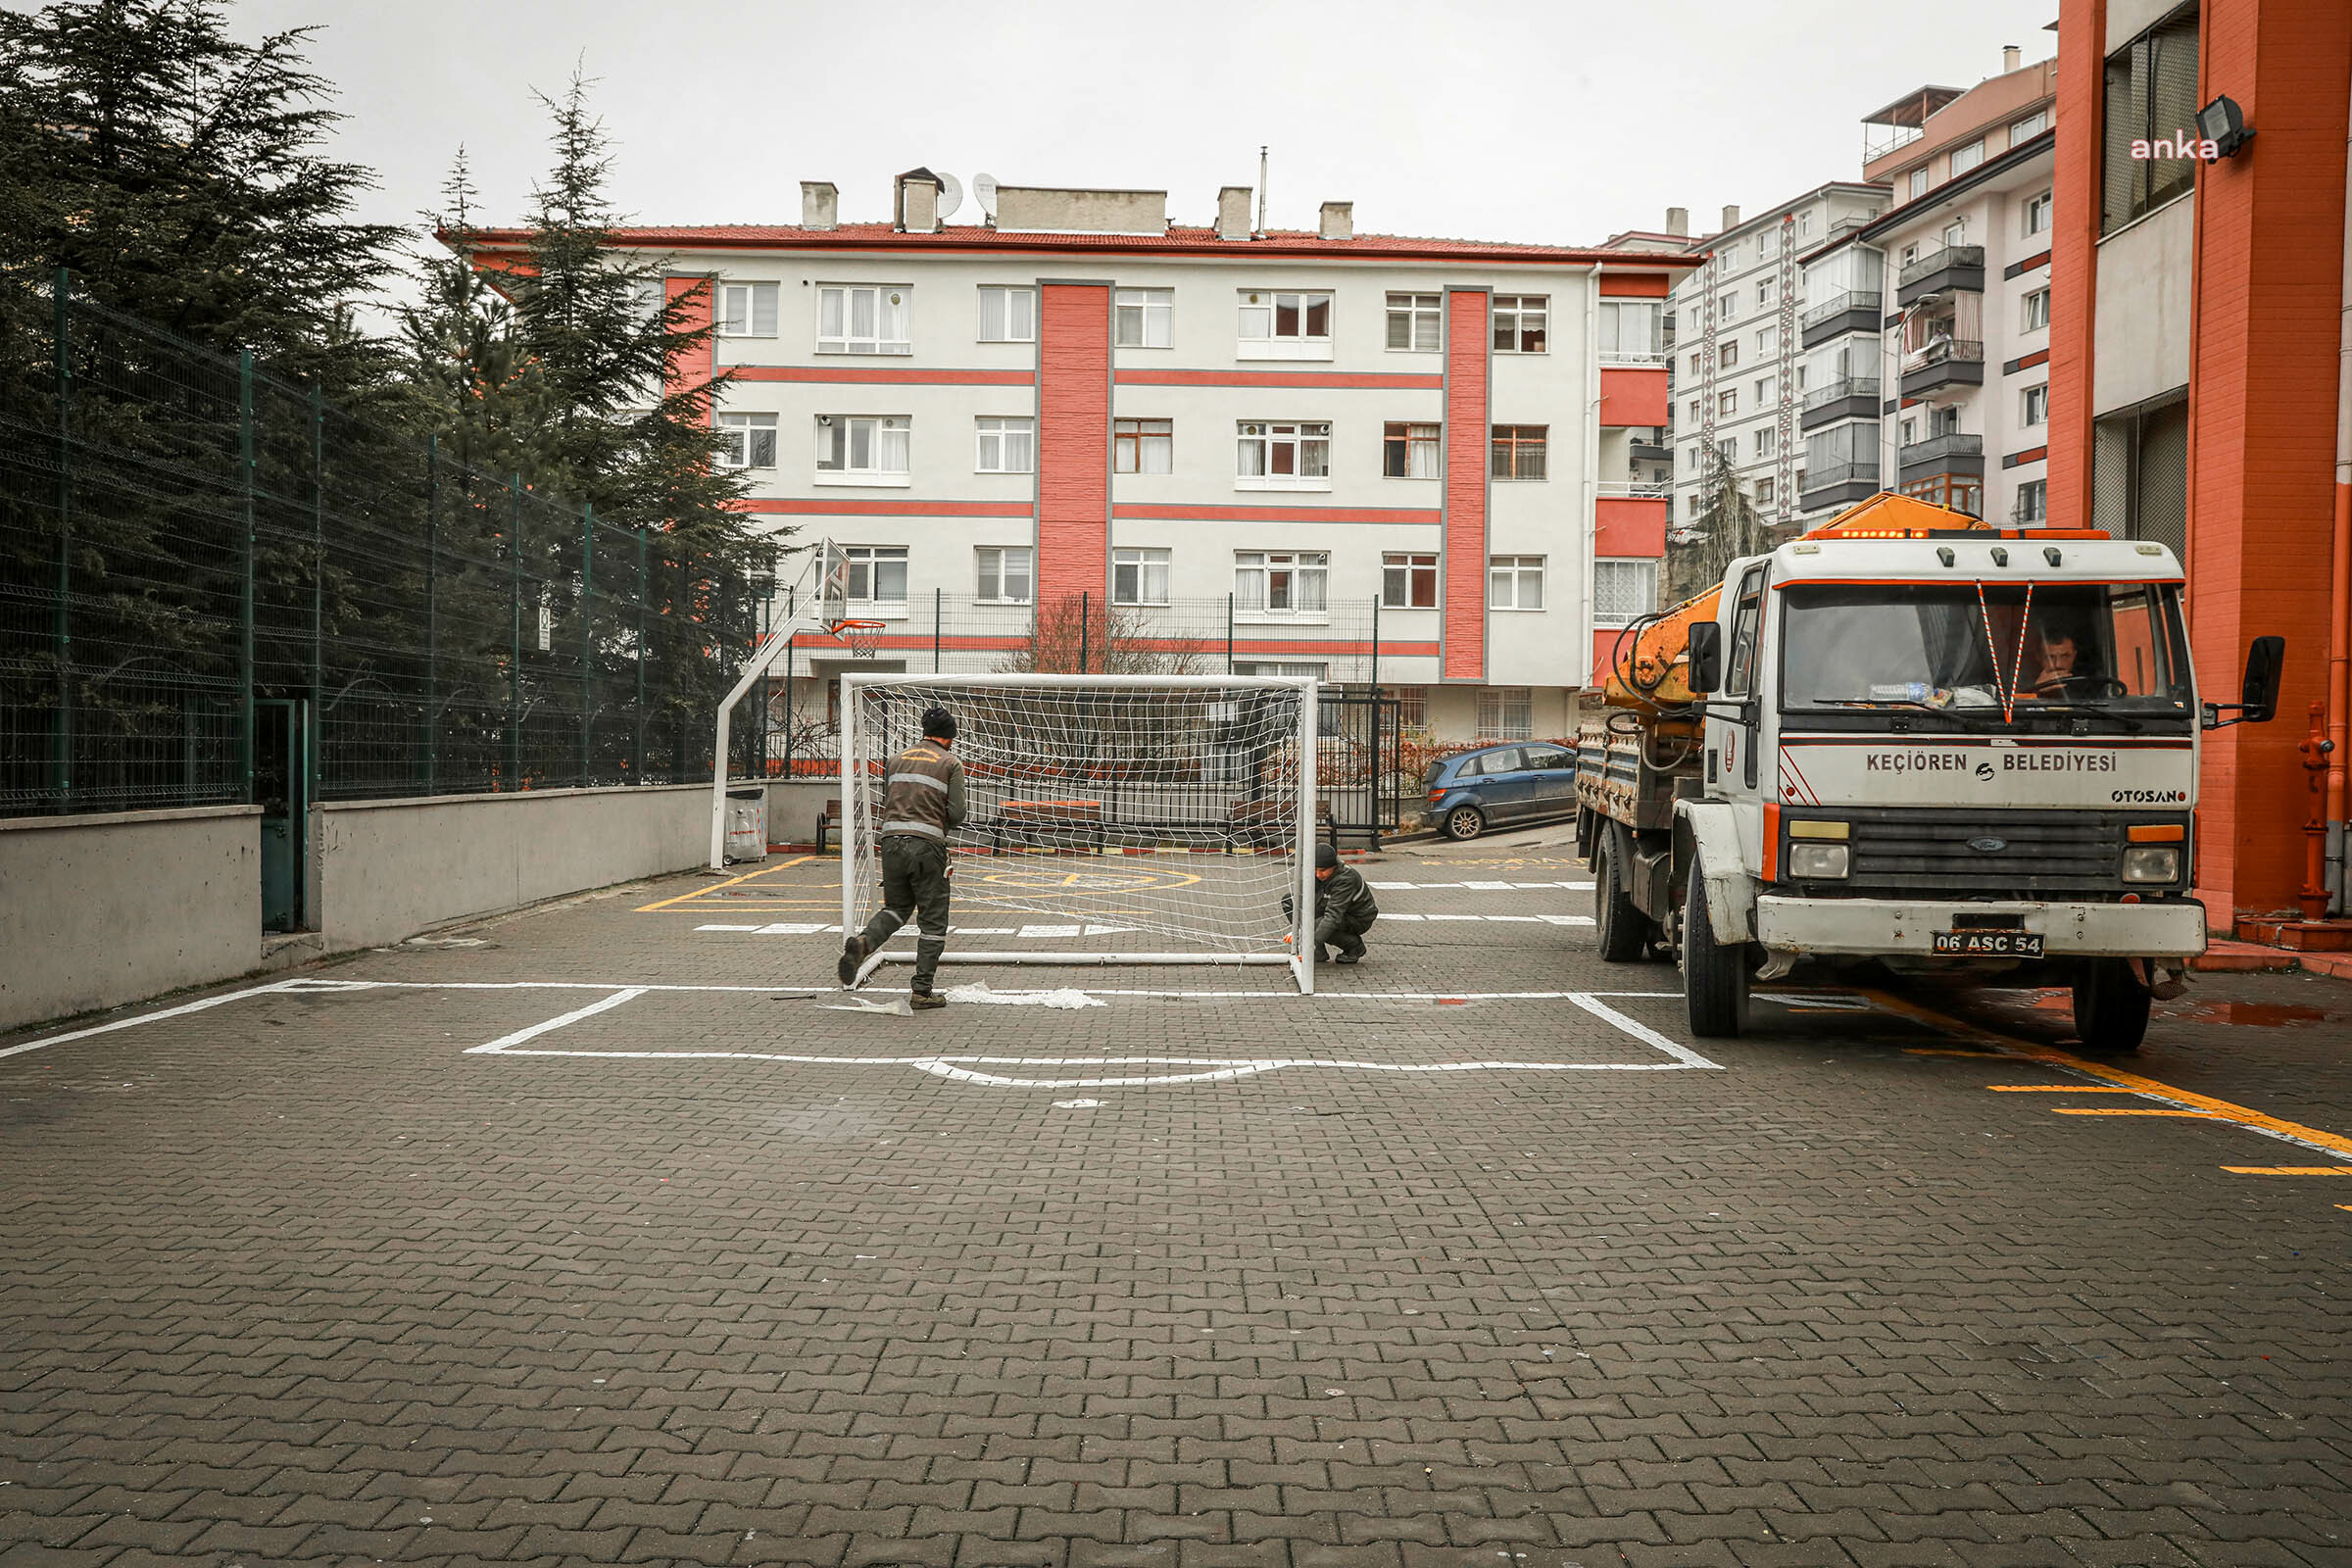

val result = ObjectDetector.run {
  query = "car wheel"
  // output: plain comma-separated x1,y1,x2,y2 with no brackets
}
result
1444,805,1485,841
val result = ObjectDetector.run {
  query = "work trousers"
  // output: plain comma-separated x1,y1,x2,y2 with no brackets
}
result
1284,898,1375,961
858,835,952,993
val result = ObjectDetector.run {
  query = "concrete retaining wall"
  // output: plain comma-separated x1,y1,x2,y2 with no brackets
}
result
764,779,843,848
0,806,261,1034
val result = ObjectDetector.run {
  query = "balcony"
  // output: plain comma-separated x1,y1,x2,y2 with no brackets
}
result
1799,460,1882,512
1896,244,1985,308
1597,480,1671,500
1897,431,1984,483
1800,376,1882,432
1801,290,1884,349
1900,338,1984,398
1629,435,1671,461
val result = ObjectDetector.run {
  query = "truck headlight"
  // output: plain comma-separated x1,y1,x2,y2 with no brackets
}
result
1788,842,1849,879
2122,845,2180,883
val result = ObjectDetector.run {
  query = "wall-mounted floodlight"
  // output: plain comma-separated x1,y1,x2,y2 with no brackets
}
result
2196,95,2254,159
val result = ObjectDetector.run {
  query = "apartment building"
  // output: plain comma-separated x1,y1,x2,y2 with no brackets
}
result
472,177,1691,745
1654,186,1892,534
2046,0,2352,923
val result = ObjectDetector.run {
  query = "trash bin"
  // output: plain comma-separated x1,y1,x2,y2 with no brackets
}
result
724,786,767,862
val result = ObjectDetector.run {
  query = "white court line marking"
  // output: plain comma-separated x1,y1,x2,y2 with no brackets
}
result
1564,993,1722,1070
464,987,649,1054
0,979,300,1060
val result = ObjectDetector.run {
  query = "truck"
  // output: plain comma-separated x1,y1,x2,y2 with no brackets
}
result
1575,493,2284,1049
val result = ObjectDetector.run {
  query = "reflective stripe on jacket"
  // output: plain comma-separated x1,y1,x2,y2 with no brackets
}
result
879,742,967,841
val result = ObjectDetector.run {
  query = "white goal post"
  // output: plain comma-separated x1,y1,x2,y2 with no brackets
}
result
840,673,1320,994
707,540,856,870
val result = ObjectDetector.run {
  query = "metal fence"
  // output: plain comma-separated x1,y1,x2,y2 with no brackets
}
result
1,270,766,817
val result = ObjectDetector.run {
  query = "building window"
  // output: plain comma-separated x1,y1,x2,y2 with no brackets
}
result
717,281,778,338
1759,226,1779,258
843,546,908,607
1382,552,1438,609
1756,324,1777,356
1797,211,1814,237
1756,475,1776,506
1900,416,1920,447
1685,443,1702,472
1592,559,1657,626
1687,398,1703,424
1689,350,1704,375
631,279,666,323
2013,109,2050,142
1115,287,1174,348
1387,292,1442,351
2022,384,2049,427
1754,425,1776,459
1908,168,1931,201
1949,138,1986,176
974,415,1034,473
1382,421,1441,479
817,284,912,356
1755,375,1775,405
1238,290,1330,341
2103,9,2200,233
1597,300,1662,361
1718,390,1738,416
1719,340,1740,370
2024,191,2053,237
815,415,911,478
1477,686,1533,741
974,546,1032,604
1754,282,1770,309
2015,478,2048,524
716,413,777,469
1112,546,1170,606
2023,287,2051,331
1487,555,1544,611
1113,417,1173,474
1493,295,1548,353
1717,292,1737,321
1490,424,1548,481
1394,686,1429,729
1236,550,1329,615
1716,437,1736,465
1236,420,1330,487
977,286,1035,342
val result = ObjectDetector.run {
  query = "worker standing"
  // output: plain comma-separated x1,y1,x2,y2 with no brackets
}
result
1283,843,1381,964
838,708,966,1007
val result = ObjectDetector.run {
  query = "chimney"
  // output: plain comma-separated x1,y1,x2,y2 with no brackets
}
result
1216,184,1252,241
896,170,942,233
1665,206,1690,237
1317,200,1353,241
1720,205,1740,232
2003,43,2022,72
801,180,838,231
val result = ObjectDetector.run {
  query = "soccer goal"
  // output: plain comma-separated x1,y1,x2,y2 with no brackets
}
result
840,673,1321,994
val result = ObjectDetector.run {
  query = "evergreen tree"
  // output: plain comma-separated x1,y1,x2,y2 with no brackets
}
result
401,150,553,480
1668,444,1774,602
0,0,402,402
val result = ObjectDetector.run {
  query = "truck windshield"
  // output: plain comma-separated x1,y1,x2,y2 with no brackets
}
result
1780,582,2191,713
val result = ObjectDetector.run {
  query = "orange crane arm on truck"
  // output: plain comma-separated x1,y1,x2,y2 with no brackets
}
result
1601,494,1993,714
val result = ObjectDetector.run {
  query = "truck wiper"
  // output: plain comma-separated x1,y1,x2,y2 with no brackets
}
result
1807,700,1982,719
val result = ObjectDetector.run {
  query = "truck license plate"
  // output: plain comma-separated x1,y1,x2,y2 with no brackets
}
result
1933,930,2043,957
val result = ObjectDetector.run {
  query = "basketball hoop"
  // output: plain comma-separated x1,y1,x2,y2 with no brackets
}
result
830,618,887,659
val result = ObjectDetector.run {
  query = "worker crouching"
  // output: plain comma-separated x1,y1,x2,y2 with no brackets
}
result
1283,843,1380,965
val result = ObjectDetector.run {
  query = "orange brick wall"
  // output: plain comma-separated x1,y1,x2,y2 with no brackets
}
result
2045,0,2104,535
664,275,716,418
1443,291,1491,682
1035,282,1112,604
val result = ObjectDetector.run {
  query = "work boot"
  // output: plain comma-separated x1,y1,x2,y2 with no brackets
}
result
909,992,946,1011
1333,953,1361,965
836,936,866,988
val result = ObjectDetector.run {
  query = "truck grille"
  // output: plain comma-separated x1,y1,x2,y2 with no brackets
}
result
1824,808,2171,896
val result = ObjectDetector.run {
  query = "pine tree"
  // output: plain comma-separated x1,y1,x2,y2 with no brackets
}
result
401,150,553,481
1668,444,1775,602
0,0,402,402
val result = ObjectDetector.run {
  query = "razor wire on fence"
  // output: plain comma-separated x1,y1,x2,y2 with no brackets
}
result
1,269,768,817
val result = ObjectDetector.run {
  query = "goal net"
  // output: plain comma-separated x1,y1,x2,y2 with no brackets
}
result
841,674,1319,993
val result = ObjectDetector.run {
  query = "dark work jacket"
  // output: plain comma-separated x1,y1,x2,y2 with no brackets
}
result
1313,862,1380,926
879,742,968,841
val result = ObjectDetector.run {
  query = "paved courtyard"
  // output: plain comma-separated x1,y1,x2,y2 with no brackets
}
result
4,828,2350,1567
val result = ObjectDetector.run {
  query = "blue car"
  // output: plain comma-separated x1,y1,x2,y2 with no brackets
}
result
1423,741,1579,841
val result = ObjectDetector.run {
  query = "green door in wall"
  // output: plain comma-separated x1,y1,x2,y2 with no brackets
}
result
257,699,311,933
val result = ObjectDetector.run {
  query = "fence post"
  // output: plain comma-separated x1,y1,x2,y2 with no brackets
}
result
237,348,257,806
635,528,649,782
424,434,439,795
1370,595,1380,690
1079,591,1090,674
50,269,72,809
579,504,595,784
934,585,943,673
507,474,522,791
310,386,324,807
1225,593,1235,674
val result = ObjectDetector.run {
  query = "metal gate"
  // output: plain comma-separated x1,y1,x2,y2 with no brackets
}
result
1318,688,1402,846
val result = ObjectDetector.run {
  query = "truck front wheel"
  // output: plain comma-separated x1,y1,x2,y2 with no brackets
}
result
1593,832,1652,962
1682,876,1749,1038
2072,958,2151,1054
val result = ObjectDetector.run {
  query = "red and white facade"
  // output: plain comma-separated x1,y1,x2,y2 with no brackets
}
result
481,183,1693,743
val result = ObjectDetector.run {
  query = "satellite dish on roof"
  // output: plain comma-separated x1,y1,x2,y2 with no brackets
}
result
973,172,999,220
936,172,963,221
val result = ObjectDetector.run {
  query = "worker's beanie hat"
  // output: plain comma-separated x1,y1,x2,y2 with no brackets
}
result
920,707,956,742
1315,843,1340,869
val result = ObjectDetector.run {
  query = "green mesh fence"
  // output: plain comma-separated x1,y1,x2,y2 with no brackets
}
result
0,270,765,816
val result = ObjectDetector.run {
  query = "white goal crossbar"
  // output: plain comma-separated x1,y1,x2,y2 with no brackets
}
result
839,673,1319,994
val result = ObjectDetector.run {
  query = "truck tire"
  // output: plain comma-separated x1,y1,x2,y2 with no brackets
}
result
1593,832,1651,962
1682,875,1749,1039
2072,958,2150,1054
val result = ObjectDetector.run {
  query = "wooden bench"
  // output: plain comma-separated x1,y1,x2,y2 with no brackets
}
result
813,797,843,854
1230,798,1332,850
990,799,1106,853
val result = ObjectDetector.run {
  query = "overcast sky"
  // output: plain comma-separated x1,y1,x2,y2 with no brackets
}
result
229,0,2056,281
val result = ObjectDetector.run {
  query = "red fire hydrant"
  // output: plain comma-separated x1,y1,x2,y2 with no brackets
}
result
2299,701,2333,921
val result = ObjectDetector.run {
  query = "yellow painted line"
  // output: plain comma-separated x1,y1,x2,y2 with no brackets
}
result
635,857,813,912
2224,1166,2352,1176
2052,1107,2216,1117
1988,1084,2137,1093
2338,1205,2352,1212
1903,1047,2001,1057
1864,988,2352,1160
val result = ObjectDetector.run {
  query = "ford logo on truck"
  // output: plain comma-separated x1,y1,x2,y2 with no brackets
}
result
1968,837,2008,853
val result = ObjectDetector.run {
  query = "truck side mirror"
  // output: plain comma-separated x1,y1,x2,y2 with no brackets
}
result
2239,635,2283,723
1686,621,1723,696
